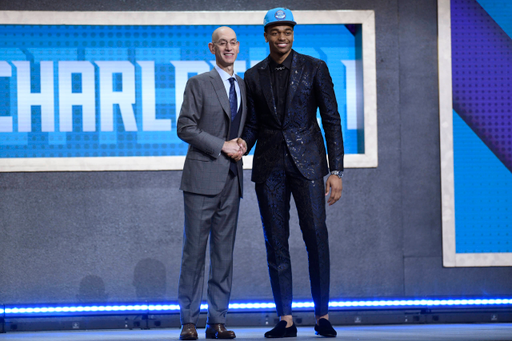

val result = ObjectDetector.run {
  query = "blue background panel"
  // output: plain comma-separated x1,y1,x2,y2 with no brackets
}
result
0,24,363,159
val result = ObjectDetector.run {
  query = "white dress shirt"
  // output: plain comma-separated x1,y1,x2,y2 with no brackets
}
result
214,64,241,111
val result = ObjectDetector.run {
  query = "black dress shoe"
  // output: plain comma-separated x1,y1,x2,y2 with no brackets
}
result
264,321,297,338
314,318,337,337
205,323,236,339
180,323,198,340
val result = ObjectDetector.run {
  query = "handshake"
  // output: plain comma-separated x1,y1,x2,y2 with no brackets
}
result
222,138,247,162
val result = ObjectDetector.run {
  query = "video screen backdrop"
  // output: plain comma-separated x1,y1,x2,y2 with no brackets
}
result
0,11,377,171
439,0,512,266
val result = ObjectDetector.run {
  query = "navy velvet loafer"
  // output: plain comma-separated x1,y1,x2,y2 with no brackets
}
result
314,318,337,337
264,321,297,338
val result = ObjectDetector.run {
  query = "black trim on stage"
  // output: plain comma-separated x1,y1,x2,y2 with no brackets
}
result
1,324,512,341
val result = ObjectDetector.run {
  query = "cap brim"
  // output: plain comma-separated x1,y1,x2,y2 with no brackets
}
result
265,21,297,28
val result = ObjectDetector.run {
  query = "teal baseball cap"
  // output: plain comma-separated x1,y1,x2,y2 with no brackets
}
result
263,8,297,29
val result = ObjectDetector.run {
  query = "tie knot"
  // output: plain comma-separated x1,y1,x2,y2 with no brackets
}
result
228,77,236,85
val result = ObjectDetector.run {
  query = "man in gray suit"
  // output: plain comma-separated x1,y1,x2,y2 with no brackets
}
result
176,26,247,340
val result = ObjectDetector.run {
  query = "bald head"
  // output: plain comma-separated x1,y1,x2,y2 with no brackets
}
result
212,26,236,43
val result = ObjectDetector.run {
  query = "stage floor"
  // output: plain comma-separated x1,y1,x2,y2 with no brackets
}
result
1,324,512,341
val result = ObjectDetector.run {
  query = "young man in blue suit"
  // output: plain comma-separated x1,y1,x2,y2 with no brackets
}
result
177,26,247,340
240,8,344,338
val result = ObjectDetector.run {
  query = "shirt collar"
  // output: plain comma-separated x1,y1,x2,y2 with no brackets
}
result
215,64,237,83
269,50,294,70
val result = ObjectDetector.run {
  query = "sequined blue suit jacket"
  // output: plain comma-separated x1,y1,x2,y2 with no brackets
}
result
242,50,344,183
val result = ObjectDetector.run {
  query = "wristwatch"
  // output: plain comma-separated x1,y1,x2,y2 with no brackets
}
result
330,170,343,179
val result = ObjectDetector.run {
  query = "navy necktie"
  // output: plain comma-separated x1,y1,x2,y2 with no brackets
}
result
228,77,237,121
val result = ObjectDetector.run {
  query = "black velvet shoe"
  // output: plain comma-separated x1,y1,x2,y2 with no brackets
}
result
314,318,337,337
264,321,297,338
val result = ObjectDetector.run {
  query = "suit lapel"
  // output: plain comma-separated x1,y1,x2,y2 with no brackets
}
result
257,58,279,121
285,51,304,122
210,69,231,120
235,74,246,136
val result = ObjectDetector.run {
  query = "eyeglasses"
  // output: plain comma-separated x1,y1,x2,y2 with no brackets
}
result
214,39,238,47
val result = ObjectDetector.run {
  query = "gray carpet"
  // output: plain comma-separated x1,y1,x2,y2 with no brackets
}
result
1,324,512,341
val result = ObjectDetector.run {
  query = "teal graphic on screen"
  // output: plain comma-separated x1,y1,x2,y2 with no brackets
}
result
453,111,512,253
451,0,512,254
0,24,363,159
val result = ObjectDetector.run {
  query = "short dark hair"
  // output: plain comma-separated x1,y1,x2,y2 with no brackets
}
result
264,24,295,33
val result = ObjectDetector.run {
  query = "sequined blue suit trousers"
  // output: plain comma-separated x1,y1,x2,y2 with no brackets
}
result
255,147,330,317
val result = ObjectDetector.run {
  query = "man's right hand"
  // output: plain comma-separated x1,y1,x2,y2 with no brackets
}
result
222,138,243,161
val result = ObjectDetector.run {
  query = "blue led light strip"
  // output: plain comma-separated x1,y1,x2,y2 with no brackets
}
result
329,299,512,307
3,299,512,317
4,305,151,315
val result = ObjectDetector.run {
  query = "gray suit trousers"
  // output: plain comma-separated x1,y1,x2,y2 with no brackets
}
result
178,173,240,325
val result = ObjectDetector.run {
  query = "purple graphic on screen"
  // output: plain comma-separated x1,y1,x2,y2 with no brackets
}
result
451,0,512,172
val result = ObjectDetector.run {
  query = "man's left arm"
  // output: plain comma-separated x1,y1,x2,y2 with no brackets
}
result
314,61,345,205
240,76,258,154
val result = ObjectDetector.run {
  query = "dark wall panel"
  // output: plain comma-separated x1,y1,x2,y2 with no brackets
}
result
399,0,443,259
0,0,510,306
404,257,512,296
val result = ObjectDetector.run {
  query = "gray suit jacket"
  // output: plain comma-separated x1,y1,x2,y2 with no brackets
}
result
177,68,247,196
